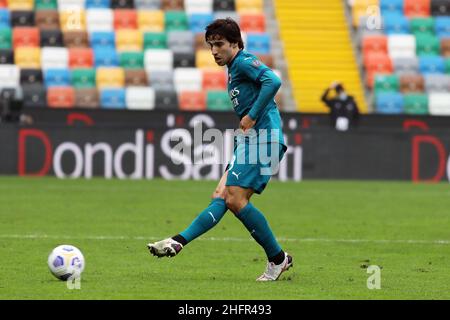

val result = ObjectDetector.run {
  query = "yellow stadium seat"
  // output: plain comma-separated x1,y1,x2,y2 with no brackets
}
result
236,0,263,13
352,0,379,7
60,10,86,32
138,10,165,32
15,47,41,68
116,29,143,51
196,49,222,70
7,0,34,10
96,67,125,89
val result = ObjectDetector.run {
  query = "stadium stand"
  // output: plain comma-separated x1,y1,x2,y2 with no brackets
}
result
349,0,450,115
0,0,281,111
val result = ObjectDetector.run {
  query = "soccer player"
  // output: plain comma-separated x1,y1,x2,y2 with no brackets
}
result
148,18,293,281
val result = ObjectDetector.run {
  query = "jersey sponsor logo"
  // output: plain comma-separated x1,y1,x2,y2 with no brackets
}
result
229,87,240,108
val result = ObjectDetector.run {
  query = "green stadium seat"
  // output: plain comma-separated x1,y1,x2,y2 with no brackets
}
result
165,11,188,31
71,69,96,88
35,0,57,10
445,58,450,74
403,94,429,114
207,91,233,111
416,34,441,56
143,32,167,49
374,74,399,93
120,52,144,69
410,18,435,36
0,28,11,49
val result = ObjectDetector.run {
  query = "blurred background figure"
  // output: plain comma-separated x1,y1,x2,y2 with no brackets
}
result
321,82,360,131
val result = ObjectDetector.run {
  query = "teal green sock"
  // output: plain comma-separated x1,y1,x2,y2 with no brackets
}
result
236,202,282,259
180,198,227,243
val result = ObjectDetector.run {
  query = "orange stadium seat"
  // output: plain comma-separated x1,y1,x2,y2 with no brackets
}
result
362,35,388,56
179,91,206,111
47,87,75,108
365,53,393,88
0,0,6,7
202,70,227,90
257,54,274,68
240,13,265,33
404,0,431,18
114,9,137,29
13,27,40,48
69,48,94,68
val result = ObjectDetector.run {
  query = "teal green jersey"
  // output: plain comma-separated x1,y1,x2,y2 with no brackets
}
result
227,49,285,146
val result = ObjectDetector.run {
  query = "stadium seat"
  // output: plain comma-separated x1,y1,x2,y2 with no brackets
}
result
399,74,425,93
116,29,143,51
213,0,235,12
383,14,410,34
0,9,9,28
375,92,404,113
120,51,144,69
168,30,194,53
364,52,393,71
173,52,195,68
96,67,125,88
13,27,40,48
144,49,173,71
213,10,239,23
202,70,226,90
165,11,188,31
235,0,262,13
111,0,134,9
143,32,167,49
35,10,60,30
403,94,429,114
47,86,75,108
135,0,161,10
35,0,58,10
59,10,86,32
380,0,403,16
86,9,113,32
246,33,270,55
189,13,214,33
125,86,155,110
90,31,115,49
63,30,89,48
431,0,450,16
424,74,450,92
57,0,85,11
174,67,202,92
22,84,47,107
44,69,71,87
71,68,96,88
138,10,164,31
195,33,209,50
69,48,94,68
387,34,416,58
206,90,232,111
374,74,399,93
94,48,119,67
11,10,35,27
161,0,184,11
404,0,431,17
100,88,126,108
154,89,178,109
8,0,34,10
124,69,148,86
393,56,419,73
0,48,13,63
410,18,435,36
445,58,450,73
362,35,388,56
40,29,64,47
429,92,450,115
41,47,68,69
0,64,19,89
419,55,445,73
114,9,137,29
184,0,213,14
179,90,206,110
20,69,43,85
86,0,110,9
441,38,450,56
196,49,220,69
257,54,274,68
416,34,441,56
240,13,265,33
0,28,11,49
15,47,41,68
435,17,450,38
75,88,100,108
148,70,174,90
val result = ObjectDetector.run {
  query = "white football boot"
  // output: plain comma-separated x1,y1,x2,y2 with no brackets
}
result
256,253,293,281
147,238,183,258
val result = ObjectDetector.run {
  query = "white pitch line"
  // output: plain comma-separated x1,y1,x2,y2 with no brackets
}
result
0,234,449,245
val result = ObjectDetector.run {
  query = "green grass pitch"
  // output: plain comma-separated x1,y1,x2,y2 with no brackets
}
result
0,177,449,300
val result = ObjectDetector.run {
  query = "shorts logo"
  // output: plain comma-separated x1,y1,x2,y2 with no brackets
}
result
231,171,241,180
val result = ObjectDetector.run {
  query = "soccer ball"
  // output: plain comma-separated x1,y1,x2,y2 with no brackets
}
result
47,245,85,281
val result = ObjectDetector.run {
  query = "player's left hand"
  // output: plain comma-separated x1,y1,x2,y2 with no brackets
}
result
240,115,256,132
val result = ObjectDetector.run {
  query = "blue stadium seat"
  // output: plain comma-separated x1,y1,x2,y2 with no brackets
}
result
86,0,111,8
44,69,71,87
246,33,271,55
94,48,119,67
90,31,115,49
189,14,214,33
383,14,410,35
380,0,403,16
419,56,445,74
435,17,450,38
100,89,126,109
0,9,10,28
376,92,404,114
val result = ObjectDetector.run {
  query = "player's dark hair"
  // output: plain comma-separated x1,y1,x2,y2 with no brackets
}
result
205,18,244,49
335,84,344,93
